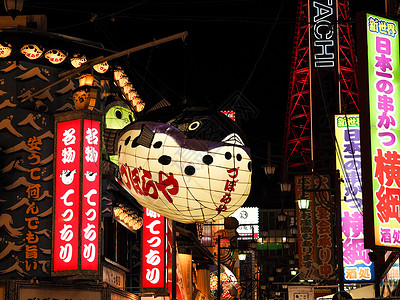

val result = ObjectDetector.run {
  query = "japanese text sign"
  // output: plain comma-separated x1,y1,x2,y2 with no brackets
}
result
53,112,101,277
230,207,259,240
362,13,400,248
310,0,336,67
335,114,374,282
142,208,166,289
54,119,81,271
81,119,100,270
295,174,335,281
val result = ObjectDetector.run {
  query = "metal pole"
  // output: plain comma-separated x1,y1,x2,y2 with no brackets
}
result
172,220,177,300
335,170,345,291
217,235,221,300
22,31,188,103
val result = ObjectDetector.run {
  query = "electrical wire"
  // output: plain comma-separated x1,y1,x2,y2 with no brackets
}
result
314,66,363,215
238,0,286,97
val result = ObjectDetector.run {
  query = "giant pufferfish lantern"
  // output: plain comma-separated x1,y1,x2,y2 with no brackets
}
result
106,106,252,223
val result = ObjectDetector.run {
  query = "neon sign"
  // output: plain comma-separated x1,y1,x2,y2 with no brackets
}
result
81,119,100,270
54,119,81,271
142,208,166,289
335,114,374,282
53,113,101,276
311,0,336,67
364,13,400,248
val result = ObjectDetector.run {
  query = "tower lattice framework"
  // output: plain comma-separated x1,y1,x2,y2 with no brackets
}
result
282,0,359,172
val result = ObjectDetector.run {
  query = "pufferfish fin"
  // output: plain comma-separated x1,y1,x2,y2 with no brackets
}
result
222,133,244,146
103,128,120,155
137,124,155,148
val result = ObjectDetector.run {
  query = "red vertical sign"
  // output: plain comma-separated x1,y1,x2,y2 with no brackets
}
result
81,119,100,270
142,208,166,289
54,119,81,271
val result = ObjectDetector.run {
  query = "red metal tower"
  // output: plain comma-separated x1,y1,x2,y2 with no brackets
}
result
282,0,359,172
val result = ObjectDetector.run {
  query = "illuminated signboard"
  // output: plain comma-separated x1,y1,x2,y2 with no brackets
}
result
220,110,236,122
310,0,336,67
142,208,166,289
54,119,81,271
81,119,100,270
230,207,259,240
335,114,374,282
358,13,400,249
52,111,101,277
295,174,335,281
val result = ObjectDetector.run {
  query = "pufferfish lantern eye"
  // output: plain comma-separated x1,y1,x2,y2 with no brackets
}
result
188,121,201,131
115,110,123,119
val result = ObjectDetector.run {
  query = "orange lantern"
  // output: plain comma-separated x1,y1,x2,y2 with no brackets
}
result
20,44,43,60
93,61,109,74
0,43,12,58
70,54,87,68
44,49,67,64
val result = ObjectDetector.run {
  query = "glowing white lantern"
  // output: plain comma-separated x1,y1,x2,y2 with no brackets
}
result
117,75,129,88
135,101,145,112
132,218,143,230
127,90,138,102
78,74,94,87
114,68,125,81
0,43,12,58
93,61,109,74
123,83,133,95
115,108,252,223
20,44,43,60
44,49,67,64
70,55,87,68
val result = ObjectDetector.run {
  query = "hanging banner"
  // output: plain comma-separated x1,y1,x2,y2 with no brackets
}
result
358,12,400,249
142,208,166,289
53,119,81,271
335,114,374,282
295,174,335,281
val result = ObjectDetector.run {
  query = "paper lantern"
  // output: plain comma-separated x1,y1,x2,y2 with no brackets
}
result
127,90,139,102
135,101,145,112
20,44,43,59
78,74,94,87
0,43,12,58
70,54,87,68
114,67,125,81
44,49,67,64
115,107,252,223
93,61,109,74
123,83,134,95
117,75,129,88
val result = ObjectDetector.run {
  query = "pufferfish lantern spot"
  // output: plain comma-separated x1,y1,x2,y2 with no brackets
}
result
108,106,252,224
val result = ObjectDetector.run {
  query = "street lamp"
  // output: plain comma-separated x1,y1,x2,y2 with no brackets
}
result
4,0,23,19
263,141,277,178
296,197,311,211
289,224,297,235
296,175,313,211
277,210,287,223
238,253,247,261
280,180,292,193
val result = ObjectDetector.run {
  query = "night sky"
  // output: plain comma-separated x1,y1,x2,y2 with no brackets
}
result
20,0,386,208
